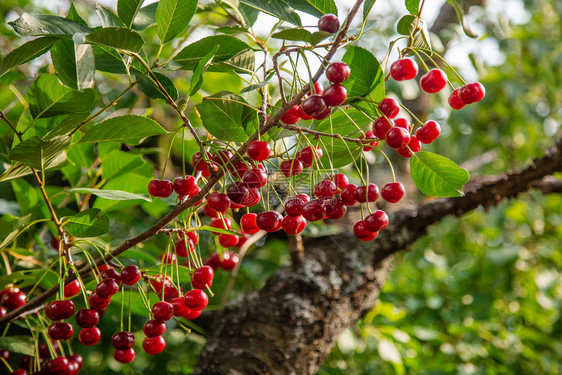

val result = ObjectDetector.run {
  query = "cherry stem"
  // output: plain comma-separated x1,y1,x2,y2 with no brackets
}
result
377,149,397,182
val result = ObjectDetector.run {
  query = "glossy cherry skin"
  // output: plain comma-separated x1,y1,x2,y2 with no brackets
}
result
381,182,405,203
173,176,198,196
152,301,174,321
79,327,101,346
331,173,349,190
318,13,340,33
420,69,448,93
184,289,209,310
220,252,240,270
68,354,83,370
302,200,326,221
296,146,323,167
390,58,418,81
247,141,271,161
385,127,411,149
147,179,173,198
354,184,380,203
285,197,306,217
241,213,260,234
143,336,166,355
48,322,73,340
280,105,301,125
353,220,378,241
63,280,80,298
365,210,389,232
372,117,393,139
280,159,304,177
207,192,231,213
326,199,347,219
227,182,250,204
282,215,307,235
325,62,351,83
95,278,119,299
1,289,26,309
394,118,411,131
314,180,338,198
361,131,379,151
112,331,135,350
192,266,214,290
144,319,166,338
448,88,466,109
101,268,122,284
43,356,69,374
378,98,400,118
211,150,233,168
88,292,111,309
114,348,135,364
416,120,441,144
397,135,422,158
231,161,249,179
45,300,75,321
301,95,327,117
210,217,232,233
192,151,212,172
219,233,239,248
242,168,267,188
308,81,324,95
121,265,142,285
341,184,358,206
297,105,313,120
312,106,333,120
256,211,283,232
322,84,347,106
75,308,99,328
459,82,485,103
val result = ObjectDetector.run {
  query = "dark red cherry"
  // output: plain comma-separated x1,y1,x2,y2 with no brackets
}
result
143,336,166,355
230,161,249,178
192,151,212,172
365,210,389,232
302,199,326,221
48,322,73,340
144,319,166,338
280,159,304,177
360,131,379,151
192,266,214,290
50,235,59,249
88,292,111,309
297,105,313,120
219,233,239,248
68,354,83,370
354,184,380,203
378,98,400,118
296,193,311,203
79,327,101,346
448,88,466,109
312,106,333,120
207,192,231,213
341,184,358,206
75,308,99,328
256,211,283,232
184,289,209,310
280,105,301,125
241,187,261,207
43,356,69,374
169,296,189,317
301,95,327,117
373,117,393,139
247,141,271,161
227,182,250,204
211,150,233,168
242,168,267,188
322,84,347,106
152,301,174,321
314,180,338,198
147,179,173,198
381,182,405,203
420,69,447,93
459,82,485,103
282,215,307,235
63,280,80,298
285,196,306,217
241,213,260,234
307,81,324,95
390,58,418,81
95,278,119,298
112,331,135,350
204,204,219,218
318,13,340,33
114,348,135,364
210,217,232,232
220,252,239,270
101,268,122,284
325,199,347,219
325,62,351,84
332,173,349,190
397,135,422,158
45,300,75,321
121,265,142,285
415,120,441,144
1,289,26,309
385,127,411,149
173,176,198,196
353,220,378,241
175,237,194,257
296,146,323,167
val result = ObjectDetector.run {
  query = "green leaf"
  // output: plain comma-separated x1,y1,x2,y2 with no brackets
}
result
196,91,257,142
67,3,88,25
446,0,477,38
67,188,151,202
199,225,241,237
0,36,59,78
397,14,416,35
134,3,158,30
239,3,260,26
9,13,93,37
100,149,147,179
78,27,144,54
342,46,382,98
272,27,311,42
189,45,219,96
156,0,198,44
364,0,377,18
173,35,254,72
289,0,338,17
0,337,35,356
79,115,167,144
239,0,302,26
410,151,470,197
66,208,109,237
310,30,331,46
138,72,178,101
0,153,67,182
118,0,145,27
10,135,70,170
405,0,420,15
28,74,95,118
97,5,126,27
50,39,95,90
240,81,269,94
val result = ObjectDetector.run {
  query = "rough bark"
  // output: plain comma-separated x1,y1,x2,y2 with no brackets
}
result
193,139,562,375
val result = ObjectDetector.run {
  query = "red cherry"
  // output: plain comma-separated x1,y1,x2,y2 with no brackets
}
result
220,252,239,270
1,289,26,309
325,62,351,84
397,135,421,158
79,327,101,346
372,117,393,139
169,296,190,317
282,215,307,235
143,336,166,355
184,289,209,310
285,196,306,217
297,105,313,120
390,58,418,81
226,182,250,204
415,120,441,144
365,210,389,232
152,301,174,321
48,322,73,340
209,217,232,233
192,151,212,172
192,266,214,290
144,319,166,338
280,105,301,124
296,193,311,203
381,182,405,203
385,127,411,149
68,354,83,370
50,235,59,249
322,84,347,106
241,213,260,234
378,98,400,118
242,168,267,188
175,238,194,257
230,161,249,179
38,341,60,358
353,221,378,241
341,184,358,206
95,278,119,299
207,192,231,213
88,292,111,309
459,82,485,103
354,184,380,203
312,106,333,120
360,131,378,151
219,234,239,248
211,150,233,168
101,268,122,284
332,173,349,190
112,331,135,350
280,159,304,177
325,199,347,219
43,356,69,374
314,180,338,198
241,187,261,207
448,88,466,109
296,146,323,167
420,69,447,93
235,234,249,248
394,118,411,131
63,280,80,298
0,349,9,364
256,211,283,232
121,265,142,285
173,176,198,196
147,179,173,198
12,369,28,375
183,308,202,320
75,308,99,328
302,199,326,221
318,13,340,33
162,285,180,302
301,95,327,117
114,348,135,364
307,81,324,95
247,141,271,161
204,204,219,219
45,300,75,321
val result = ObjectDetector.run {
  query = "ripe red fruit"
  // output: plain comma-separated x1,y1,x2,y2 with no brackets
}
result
143,336,166,355
296,146,323,167
219,233,239,248
280,105,301,124
236,235,249,248
114,348,135,364
210,217,232,233
381,182,405,203
365,210,389,232
144,319,166,338
360,131,379,151
318,13,340,33
192,151,212,172
101,268,122,284
88,292,111,309
192,266,214,290
170,296,190,317
307,81,324,95
354,184,380,203
230,161,249,179
121,265,142,285
220,252,239,270
325,62,351,84
75,308,99,328
68,354,83,370
173,176,198,196
302,200,326,221
448,88,466,109
112,331,135,350
48,322,73,340
152,301,174,321
184,289,209,310
147,179,173,198
44,356,69,374
397,135,421,158
415,120,441,144
79,327,101,346
301,95,327,117
322,84,347,106
12,369,28,375
207,192,231,213
297,105,313,120
183,309,202,320
353,221,378,241
312,106,333,120
394,118,411,131
285,196,306,217
95,278,119,299
1,289,26,309
280,159,304,177
420,69,447,93
459,82,485,103
247,141,271,161
282,215,307,235
385,127,411,149
45,300,75,321
227,182,250,204
63,280,80,298
50,235,59,249
211,150,233,168
390,58,418,81
378,98,400,118
373,117,393,139
341,184,358,206
256,211,283,232
242,167,267,188
314,180,338,198
325,199,347,219
241,213,260,234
